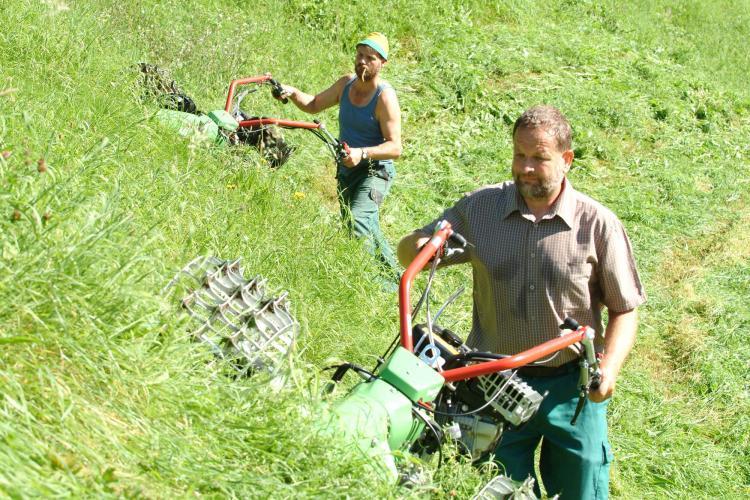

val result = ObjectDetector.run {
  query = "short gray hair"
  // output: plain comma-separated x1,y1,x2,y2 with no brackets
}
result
512,105,572,152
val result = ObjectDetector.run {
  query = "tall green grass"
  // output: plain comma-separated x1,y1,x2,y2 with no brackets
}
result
2,0,749,497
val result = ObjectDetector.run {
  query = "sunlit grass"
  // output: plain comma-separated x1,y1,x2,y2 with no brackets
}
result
1,0,749,497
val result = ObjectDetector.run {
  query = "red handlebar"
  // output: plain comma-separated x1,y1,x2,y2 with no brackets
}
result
398,221,590,383
237,118,321,130
224,74,323,131
399,222,453,352
224,75,273,113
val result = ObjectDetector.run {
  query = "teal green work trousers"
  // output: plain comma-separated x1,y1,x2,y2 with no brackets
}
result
336,163,399,279
493,369,613,499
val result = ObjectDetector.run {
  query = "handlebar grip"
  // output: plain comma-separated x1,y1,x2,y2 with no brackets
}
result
269,78,288,104
339,141,351,159
449,232,467,248
560,317,581,331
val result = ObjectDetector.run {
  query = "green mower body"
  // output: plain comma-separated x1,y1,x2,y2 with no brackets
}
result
155,108,239,145
327,347,445,479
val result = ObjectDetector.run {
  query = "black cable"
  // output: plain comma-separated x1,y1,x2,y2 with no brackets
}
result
420,401,489,419
373,262,441,374
322,363,376,382
305,128,342,163
418,372,516,418
411,254,441,321
374,252,443,373
433,286,465,324
442,351,507,369
373,333,401,373
411,406,443,470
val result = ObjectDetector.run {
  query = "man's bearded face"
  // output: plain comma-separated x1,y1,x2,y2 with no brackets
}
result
513,163,566,199
354,45,384,82
511,126,571,201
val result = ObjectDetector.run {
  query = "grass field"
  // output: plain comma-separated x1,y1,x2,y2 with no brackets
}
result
1,0,749,497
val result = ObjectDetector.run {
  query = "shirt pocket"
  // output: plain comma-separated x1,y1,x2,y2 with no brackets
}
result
562,261,592,310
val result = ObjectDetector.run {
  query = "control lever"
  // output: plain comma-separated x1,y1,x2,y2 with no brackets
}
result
443,231,467,259
313,120,350,163
560,318,602,425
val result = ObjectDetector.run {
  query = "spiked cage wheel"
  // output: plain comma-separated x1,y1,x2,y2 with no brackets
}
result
165,256,298,375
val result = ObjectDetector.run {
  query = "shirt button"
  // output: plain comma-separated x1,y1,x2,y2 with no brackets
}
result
530,253,535,258
529,284,536,290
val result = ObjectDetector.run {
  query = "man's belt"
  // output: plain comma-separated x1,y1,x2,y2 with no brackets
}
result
364,159,390,181
516,360,578,377
337,159,391,182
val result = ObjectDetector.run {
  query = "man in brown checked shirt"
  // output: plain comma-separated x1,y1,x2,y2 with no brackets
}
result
397,105,645,499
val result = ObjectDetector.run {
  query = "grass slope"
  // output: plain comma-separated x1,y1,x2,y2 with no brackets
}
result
1,0,749,497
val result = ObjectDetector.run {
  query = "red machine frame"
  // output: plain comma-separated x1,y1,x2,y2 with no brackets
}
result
224,75,322,131
399,222,592,383
224,74,349,162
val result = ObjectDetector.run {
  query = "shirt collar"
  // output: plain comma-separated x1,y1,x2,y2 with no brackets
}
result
554,178,577,228
502,178,577,229
499,183,521,220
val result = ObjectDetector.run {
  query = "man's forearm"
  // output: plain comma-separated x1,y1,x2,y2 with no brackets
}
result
279,85,318,114
359,141,402,161
590,308,638,402
601,308,638,378
397,231,430,267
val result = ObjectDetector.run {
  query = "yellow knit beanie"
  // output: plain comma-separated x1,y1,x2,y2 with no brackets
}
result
357,32,389,60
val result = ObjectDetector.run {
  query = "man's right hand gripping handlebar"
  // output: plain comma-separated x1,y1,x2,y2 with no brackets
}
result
269,78,290,104
337,141,351,164
425,220,467,261
404,221,465,280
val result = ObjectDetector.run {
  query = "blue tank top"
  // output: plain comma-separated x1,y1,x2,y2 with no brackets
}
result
338,78,394,175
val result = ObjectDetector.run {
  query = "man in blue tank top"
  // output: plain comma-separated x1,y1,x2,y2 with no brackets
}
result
274,32,402,286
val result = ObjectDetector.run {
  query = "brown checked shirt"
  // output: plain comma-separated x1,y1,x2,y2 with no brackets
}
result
422,179,646,367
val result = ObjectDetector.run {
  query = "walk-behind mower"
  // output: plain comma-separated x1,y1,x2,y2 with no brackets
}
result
138,63,348,168
167,221,602,498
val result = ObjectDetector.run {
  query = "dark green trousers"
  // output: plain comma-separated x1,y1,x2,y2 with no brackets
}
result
336,163,399,279
493,369,613,499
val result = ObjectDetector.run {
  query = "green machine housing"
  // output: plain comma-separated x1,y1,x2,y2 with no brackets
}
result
154,109,239,144
326,347,445,479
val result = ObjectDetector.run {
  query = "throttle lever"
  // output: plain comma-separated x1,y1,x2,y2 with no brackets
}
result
589,352,603,391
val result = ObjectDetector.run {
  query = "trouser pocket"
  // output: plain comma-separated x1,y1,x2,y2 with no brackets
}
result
369,187,384,206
